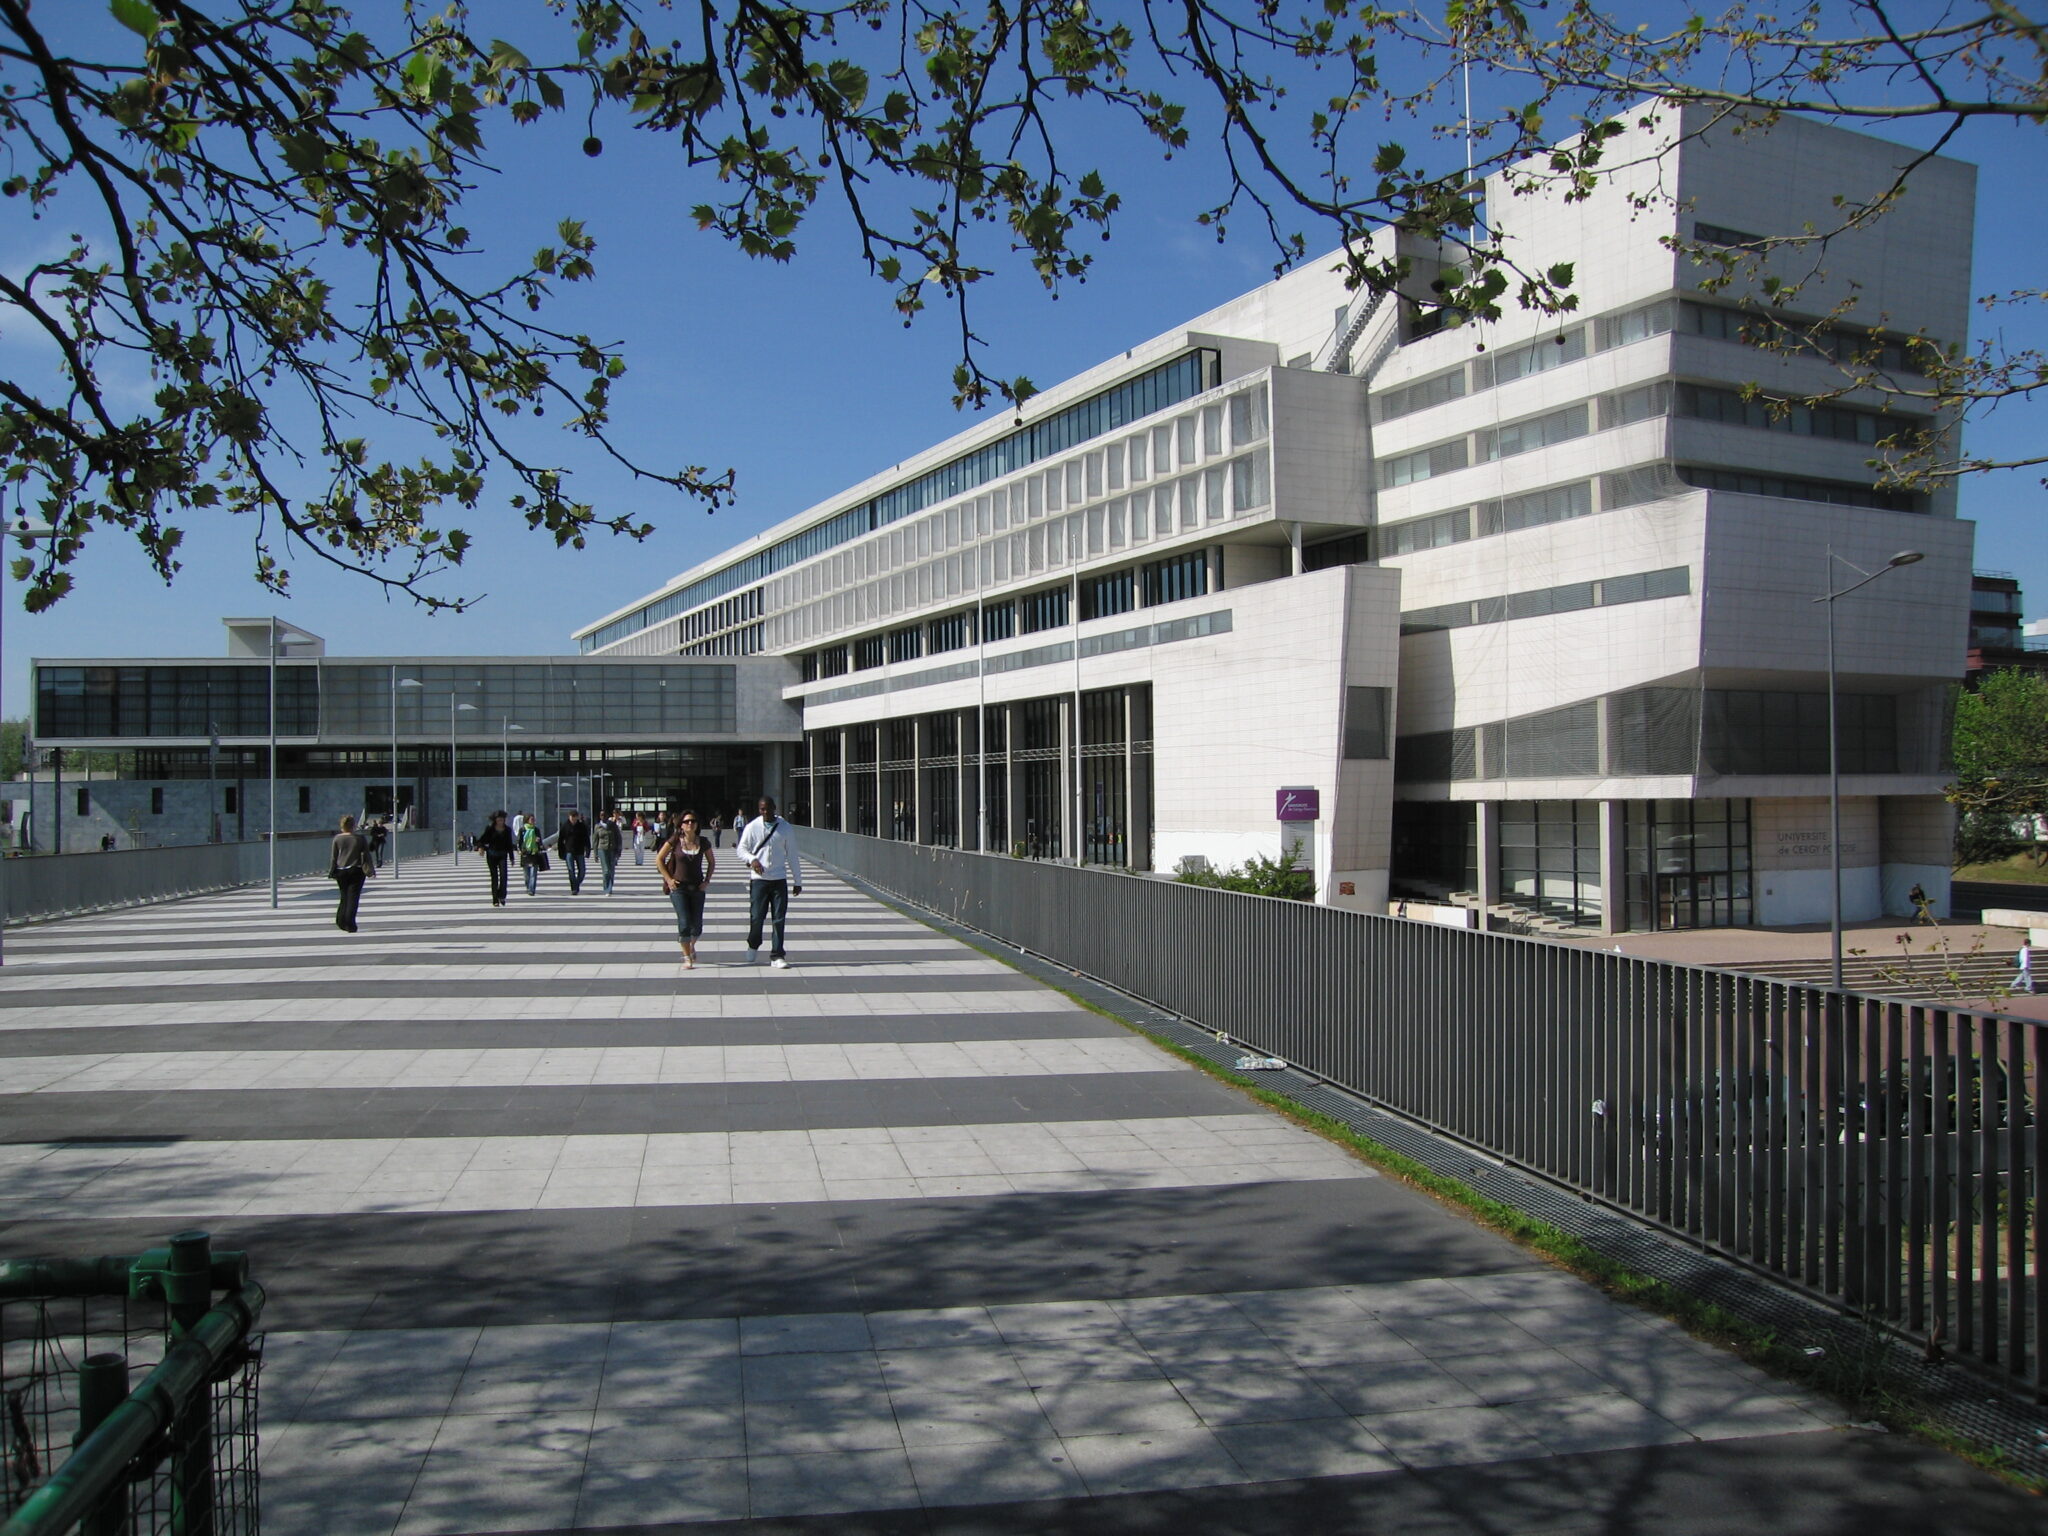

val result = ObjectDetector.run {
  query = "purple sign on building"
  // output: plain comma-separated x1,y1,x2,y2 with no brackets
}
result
1276,787,1320,822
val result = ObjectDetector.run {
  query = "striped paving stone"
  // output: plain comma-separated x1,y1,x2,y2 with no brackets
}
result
0,852,2027,1535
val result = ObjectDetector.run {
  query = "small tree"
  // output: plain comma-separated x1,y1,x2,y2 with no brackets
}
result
1949,669,2048,868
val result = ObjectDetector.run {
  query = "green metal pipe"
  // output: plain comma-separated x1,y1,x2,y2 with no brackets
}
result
0,1250,248,1301
0,1280,265,1536
75,1354,130,1536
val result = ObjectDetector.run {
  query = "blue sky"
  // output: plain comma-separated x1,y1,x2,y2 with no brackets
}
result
4,10,2043,713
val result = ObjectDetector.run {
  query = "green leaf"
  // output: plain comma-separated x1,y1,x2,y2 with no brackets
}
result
109,0,158,38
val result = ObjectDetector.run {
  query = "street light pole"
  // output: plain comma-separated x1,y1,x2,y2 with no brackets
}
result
450,697,477,864
501,718,524,812
389,663,402,881
1817,548,1925,989
2,520,56,966
268,616,278,909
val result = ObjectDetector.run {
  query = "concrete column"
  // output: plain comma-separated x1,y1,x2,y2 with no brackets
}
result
1289,521,1305,576
1475,799,1501,933
1598,799,1627,935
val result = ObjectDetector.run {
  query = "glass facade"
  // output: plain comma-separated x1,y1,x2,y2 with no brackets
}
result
36,661,737,739
1499,800,1604,924
1624,798,1753,930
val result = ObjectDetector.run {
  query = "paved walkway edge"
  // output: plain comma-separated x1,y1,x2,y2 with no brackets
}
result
815,861,2048,1488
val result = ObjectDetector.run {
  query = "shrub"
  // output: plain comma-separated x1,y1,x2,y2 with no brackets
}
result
1174,851,1315,901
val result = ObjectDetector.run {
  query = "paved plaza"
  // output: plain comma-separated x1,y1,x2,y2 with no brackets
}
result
0,855,2037,1533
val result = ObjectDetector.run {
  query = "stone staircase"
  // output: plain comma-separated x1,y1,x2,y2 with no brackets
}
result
1389,879,1604,938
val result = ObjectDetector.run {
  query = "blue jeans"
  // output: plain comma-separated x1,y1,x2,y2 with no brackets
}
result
566,852,588,893
747,879,788,958
669,886,706,942
523,859,539,895
600,849,619,894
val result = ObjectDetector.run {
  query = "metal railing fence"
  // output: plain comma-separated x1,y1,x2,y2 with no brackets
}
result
2,832,452,926
0,1231,264,1536
802,827,2046,1398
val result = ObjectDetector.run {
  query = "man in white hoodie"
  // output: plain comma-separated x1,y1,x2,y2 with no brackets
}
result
737,795,804,968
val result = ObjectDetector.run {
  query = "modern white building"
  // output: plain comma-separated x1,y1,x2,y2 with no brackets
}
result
578,106,1978,933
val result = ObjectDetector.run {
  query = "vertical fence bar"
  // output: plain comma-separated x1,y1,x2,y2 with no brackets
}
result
2005,1021,2026,1380
1907,1002,1930,1335
1956,1013,1976,1359
1933,1009,1954,1358
1880,1002,1904,1322
1981,1014,2001,1365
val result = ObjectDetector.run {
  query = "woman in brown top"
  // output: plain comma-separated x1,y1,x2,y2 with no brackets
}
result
656,811,716,968
329,814,374,933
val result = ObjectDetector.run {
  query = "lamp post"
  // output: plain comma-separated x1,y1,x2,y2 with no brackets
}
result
449,697,478,861
388,663,402,881
1816,548,1924,989
268,616,279,908
2,521,57,966
500,718,525,812
397,678,477,862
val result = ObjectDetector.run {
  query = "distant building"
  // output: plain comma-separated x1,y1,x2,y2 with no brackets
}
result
21,620,798,854
1965,572,2048,678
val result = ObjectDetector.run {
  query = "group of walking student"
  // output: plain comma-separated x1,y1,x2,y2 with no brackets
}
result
332,796,804,966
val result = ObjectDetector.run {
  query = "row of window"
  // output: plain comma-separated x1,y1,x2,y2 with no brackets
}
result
763,390,1266,617
680,623,765,657
797,547,1224,683
1376,294,1935,431
766,444,1267,655
581,351,1224,652
1379,376,1925,492
681,587,763,641
1400,566,1691,635
36,664,739,739
1394,685,1910,783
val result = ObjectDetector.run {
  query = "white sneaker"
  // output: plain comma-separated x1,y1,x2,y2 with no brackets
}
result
770,956,789,970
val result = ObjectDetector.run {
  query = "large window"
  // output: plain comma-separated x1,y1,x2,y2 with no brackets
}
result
1140,550,1208,606
35,665,318,738
1625,798,1752,930
1019,586,1070,634
1343,688,1390,760
1080,569,1135,621
1703,690,1898,775
1479,403,1589,462
1499,800,1604,924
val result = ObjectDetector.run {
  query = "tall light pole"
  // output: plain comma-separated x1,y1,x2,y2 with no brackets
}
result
2,521,56,966
1816,548,1924,989
388,663,402,881
450,697,478,862
268,616,279,908
500,718,524,812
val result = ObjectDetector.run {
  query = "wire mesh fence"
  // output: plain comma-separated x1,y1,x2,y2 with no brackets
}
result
0,1234,263,1536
